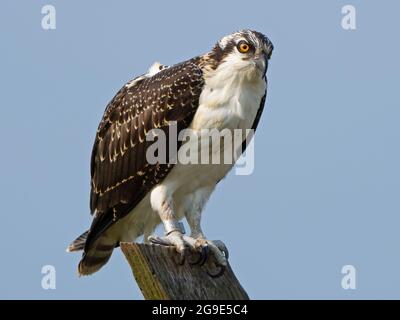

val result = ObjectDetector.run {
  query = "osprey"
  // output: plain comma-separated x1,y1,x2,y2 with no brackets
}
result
67,30,274,276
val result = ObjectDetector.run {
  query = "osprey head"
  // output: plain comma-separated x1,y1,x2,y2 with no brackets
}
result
207,29,274,78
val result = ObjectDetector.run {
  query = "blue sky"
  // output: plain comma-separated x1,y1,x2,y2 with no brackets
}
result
1,0,399,299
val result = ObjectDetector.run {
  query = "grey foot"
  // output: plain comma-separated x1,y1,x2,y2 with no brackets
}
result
148,233,228,277
148,231,188,264
194,238,228,278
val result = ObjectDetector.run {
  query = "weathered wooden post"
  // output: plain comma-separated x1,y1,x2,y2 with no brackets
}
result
120,242,249,300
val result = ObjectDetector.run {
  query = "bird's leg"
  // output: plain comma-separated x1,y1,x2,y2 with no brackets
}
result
148,197,189,264
185,208,204,239
185,207,228,274
148,186,228,275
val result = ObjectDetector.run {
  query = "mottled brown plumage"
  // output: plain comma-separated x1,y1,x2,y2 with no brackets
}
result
86,60,204,250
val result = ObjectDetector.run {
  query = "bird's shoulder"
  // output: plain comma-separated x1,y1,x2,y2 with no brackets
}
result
95,59,204,139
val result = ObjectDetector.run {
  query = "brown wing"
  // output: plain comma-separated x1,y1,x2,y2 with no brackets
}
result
85,60,204,249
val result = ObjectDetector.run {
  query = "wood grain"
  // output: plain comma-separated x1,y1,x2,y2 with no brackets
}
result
120,242,249,300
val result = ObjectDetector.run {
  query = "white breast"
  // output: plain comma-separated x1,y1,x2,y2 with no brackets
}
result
192,70,266,132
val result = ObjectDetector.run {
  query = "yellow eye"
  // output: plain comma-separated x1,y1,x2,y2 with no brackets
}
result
238,42,250,53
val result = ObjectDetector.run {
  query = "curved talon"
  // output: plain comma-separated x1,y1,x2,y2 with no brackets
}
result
222,248,229,260
188,245,208,266
213,240,229,260
206,265,226,278
198,245,209,266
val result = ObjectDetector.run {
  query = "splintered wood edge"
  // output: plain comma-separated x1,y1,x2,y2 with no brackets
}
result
120,242,169,300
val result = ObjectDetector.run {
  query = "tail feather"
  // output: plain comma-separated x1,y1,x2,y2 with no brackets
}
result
67,228,117,276
66,230,89,252
78,240,116,276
